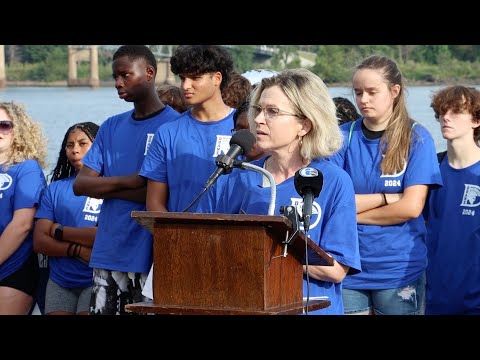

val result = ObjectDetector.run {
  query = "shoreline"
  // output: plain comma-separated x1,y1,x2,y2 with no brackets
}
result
3,79,480,88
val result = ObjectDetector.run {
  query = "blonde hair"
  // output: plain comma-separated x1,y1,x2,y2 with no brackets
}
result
249,68,342,161
1,101,48,170
354,55,414,175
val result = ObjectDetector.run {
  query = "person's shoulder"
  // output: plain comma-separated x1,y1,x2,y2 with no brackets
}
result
339,120,356,130
51,175,75,186
162,105,182,118
103,109,135,125
411,121,432,137
158,110,190,130
316,158,352,182
18,159,44,172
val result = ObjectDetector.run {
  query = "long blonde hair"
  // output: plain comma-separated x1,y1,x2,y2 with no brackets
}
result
354,55,415,175
1,101,48,170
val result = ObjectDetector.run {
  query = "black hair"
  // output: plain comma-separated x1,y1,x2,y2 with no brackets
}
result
333,97,361,125
233,100,250,128
170,45,234,91
48,122,99,183
113,45,157,73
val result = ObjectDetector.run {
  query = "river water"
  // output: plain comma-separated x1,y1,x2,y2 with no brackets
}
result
0,85,452,176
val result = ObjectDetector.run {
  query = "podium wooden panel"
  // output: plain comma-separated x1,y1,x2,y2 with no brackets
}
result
126,212,333,315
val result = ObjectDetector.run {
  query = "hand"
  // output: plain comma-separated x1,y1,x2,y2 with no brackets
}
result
50,223,60,238
77,246,92,264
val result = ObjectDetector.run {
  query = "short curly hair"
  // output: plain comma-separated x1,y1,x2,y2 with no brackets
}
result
170,45,234,91
431,85,480,144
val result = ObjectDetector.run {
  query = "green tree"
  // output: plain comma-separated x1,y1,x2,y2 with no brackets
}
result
227,45,255,73
29,47,68,81
312,45,350,83
270,45,300,69
20,45,67,63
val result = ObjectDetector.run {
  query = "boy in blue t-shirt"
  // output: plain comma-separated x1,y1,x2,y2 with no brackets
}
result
139,45,236,299
73,45,180,315
425,85,480,315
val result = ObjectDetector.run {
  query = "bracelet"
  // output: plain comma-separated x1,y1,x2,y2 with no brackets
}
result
382,192,388,205
74,244,81,258
66,243,75,257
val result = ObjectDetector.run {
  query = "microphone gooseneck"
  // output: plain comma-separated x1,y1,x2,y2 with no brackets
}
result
204,129,256,189
182,129,256,213
233,160,276,215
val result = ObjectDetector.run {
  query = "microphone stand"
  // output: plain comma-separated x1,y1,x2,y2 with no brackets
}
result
233,160,276,215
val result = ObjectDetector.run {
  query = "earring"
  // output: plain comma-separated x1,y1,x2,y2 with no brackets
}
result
299,135,303,147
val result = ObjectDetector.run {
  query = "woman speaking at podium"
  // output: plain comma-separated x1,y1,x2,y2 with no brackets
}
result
198,69,361,315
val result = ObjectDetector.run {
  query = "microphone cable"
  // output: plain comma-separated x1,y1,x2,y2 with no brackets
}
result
304,227,311,315
182,186,208,212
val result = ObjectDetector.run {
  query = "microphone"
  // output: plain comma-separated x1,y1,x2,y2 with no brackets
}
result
294,167,323,232
204,129,256,189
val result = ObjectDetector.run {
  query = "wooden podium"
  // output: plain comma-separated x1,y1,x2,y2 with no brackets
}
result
126,212,333,315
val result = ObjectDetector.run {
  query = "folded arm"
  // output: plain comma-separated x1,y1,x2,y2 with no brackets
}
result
33,219,97,263
357,184,428,225
73,166,146,203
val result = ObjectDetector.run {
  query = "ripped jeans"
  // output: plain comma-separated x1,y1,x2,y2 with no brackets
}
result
342,272,426,315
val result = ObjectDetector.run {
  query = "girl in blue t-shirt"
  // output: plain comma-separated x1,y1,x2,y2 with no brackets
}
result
0,101,47,314
34,122,102,315
329,55,442,315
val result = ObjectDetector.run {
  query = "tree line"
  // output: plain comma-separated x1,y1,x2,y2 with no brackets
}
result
5,45,480,84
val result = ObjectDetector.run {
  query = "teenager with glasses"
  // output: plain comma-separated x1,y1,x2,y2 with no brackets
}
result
0,101,47,314
329,55,442,315
197,69,361,315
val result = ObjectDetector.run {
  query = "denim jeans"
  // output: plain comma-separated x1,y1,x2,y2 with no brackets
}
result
342,272,426,315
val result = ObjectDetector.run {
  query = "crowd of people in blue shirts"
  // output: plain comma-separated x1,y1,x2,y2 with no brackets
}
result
0,45,478,316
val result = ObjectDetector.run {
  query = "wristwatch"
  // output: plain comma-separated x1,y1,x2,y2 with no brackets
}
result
54,224,64,241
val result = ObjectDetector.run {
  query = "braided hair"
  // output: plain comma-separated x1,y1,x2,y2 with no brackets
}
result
48,122,99,183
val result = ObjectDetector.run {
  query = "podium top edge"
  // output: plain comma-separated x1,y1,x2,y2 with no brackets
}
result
131,211,290,224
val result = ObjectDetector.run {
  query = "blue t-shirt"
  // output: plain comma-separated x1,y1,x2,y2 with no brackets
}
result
197,157,361,315
0,160,46,279
424,158,480,314
140,109,235,212
82,106,180,273
329,119,443,290
35,176,103,288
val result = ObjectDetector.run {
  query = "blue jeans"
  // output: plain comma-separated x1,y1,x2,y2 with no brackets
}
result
342,272,425,315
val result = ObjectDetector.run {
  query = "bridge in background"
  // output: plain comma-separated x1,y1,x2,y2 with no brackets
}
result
0,45,277,88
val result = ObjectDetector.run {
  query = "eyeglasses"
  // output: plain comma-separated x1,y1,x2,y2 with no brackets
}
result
0,120,13,133
250,105,303,121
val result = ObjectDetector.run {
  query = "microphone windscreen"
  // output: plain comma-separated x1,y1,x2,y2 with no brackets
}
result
294,167,323,198
230,129,256,154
